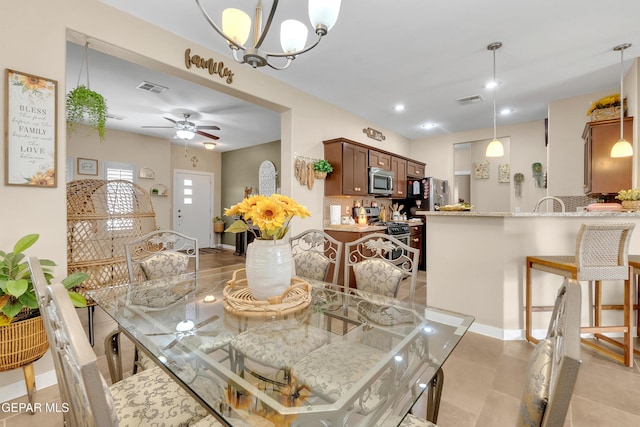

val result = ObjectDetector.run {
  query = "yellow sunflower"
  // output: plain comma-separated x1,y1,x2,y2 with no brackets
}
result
18,74,50,92
28,170,55,186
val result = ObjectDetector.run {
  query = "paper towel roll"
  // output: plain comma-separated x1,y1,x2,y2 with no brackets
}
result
330,205,342,225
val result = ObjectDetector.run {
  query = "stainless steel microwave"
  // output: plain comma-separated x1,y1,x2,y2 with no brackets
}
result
368,167,394,195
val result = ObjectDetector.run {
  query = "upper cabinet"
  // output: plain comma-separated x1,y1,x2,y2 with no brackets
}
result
324,139,369,196
582,118,632,195
369,150,391,170
323,137,426,197
407,160,425,178
391,156,407,198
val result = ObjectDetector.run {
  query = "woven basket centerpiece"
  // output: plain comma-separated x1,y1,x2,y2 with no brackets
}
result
589,96,626,122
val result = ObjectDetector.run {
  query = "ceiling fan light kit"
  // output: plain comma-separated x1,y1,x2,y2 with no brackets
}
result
195,0,341,70
142,112,221,142
486,42,504,158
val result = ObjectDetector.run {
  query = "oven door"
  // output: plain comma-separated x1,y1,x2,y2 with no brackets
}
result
387,233,410,264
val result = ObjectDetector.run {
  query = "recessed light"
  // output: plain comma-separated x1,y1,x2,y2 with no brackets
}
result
499,108,513,115
421,123,437,129
393,104,405,112
484,80,502,89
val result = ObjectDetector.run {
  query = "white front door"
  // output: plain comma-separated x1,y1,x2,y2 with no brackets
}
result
173,170,213,248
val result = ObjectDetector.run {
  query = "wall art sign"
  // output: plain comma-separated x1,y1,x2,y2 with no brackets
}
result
184,48,234,84
5,69,57,187
77,158,98,175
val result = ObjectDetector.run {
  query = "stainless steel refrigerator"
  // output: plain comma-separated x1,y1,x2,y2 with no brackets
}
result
425,177,449,210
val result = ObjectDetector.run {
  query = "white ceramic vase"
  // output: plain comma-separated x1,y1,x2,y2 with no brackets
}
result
245,238,293,300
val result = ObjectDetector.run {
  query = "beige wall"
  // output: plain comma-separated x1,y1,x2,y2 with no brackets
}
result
220,140,281,246
411,120,548,213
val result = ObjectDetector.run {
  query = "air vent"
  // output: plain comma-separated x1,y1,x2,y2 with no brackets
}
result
456,94,484,105
136,81,168,94
107,113,125,120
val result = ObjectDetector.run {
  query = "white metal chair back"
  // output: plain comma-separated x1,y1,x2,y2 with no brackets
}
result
517,278,582,427
125,229,199,283
30,266,117,427
344,233,419,302
290,229,343,285
574,223,634,281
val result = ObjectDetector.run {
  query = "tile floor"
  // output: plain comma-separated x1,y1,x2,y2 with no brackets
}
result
2,248,640,426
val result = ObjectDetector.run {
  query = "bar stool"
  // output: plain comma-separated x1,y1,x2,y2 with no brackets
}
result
525,223,635,366
624,255,640,337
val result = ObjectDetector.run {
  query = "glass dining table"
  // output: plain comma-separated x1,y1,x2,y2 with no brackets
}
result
89,268,474,427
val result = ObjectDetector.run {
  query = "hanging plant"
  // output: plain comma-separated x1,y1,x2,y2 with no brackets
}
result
66,85,108,139
66,42,108,140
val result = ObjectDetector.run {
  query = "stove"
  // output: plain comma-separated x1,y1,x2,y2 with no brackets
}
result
378,222,410,236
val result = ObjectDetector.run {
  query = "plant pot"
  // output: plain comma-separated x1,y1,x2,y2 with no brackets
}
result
0,312,49,372
314,170,328,180
245,239,293,300
213,221,225,233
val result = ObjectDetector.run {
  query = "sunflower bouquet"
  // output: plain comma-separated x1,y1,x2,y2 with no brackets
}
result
224,194,310,240
586,94,621,115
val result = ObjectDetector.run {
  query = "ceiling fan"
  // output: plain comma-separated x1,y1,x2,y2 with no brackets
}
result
142,113,220,141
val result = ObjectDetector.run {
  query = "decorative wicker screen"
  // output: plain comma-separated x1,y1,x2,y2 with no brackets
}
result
67,179,157,297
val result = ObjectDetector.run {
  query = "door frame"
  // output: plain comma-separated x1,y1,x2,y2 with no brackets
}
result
173,169,214,248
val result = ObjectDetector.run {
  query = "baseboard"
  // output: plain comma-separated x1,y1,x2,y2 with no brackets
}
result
0,369,58,402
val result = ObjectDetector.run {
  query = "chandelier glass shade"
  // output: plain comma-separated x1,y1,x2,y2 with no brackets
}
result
610,43,633,158
196,0,341,70
486,42,504,158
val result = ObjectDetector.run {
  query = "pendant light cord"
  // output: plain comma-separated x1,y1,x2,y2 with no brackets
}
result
492,47,497,140
76,42,91,89
619,45,624,140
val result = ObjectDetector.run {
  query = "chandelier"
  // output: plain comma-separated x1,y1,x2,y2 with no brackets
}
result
195,0,341,70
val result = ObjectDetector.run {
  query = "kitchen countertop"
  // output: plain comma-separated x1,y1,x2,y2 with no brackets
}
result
415,210,640,217
324,219,423,233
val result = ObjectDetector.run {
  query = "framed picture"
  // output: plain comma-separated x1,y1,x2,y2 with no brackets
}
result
5,69,58,187
77,158,98,175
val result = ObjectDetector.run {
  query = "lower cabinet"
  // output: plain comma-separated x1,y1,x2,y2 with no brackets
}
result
409,225,424,270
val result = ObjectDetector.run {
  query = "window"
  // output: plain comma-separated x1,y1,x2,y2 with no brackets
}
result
103,161,136,231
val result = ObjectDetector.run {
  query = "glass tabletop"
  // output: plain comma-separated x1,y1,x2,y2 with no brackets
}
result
89,269,474,427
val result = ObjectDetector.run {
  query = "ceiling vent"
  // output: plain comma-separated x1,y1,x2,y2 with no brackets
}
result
107,113,125,120
456,94,484,105
136,81,168,94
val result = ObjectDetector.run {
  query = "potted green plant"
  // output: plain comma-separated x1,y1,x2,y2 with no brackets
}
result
615,188,640,210
66,85,108,140
213,216,225,233
1,234,88,375
0,234,87,325
313,159,333,179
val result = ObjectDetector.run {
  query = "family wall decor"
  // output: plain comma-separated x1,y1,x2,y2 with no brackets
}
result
5,69,58,187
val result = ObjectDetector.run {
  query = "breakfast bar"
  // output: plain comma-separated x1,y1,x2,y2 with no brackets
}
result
418,210,640,340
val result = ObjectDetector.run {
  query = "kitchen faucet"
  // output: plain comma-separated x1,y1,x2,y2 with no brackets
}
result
533,196,566,213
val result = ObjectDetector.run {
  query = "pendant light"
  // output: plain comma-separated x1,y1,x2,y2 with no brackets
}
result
610,43,633,158
486,42,504,157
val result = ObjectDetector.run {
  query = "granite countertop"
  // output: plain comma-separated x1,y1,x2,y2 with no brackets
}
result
415,210,640,217
324,218,423,232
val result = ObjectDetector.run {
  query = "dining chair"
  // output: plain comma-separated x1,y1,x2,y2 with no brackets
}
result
290,229,343,285
106,229,200,381
316,278,582,427
525,222,636,366
125,229,199,283
343,233,420,302
27,257,216,427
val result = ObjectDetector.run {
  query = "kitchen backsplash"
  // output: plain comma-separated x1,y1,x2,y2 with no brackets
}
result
323,196,393,225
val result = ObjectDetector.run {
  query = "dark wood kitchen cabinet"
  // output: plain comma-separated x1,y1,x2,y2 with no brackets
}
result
407,160,425,178
582,118,633,195
391,156,407,198
409,224,424,270
324,139,369,196
369,150,391,170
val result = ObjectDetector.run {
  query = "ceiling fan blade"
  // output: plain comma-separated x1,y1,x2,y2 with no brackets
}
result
141,126,175,129
163,117,178,125
196,125,221,130
194,315,220,330
163,338,179,350
145,332,175,336
196,130,220,140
